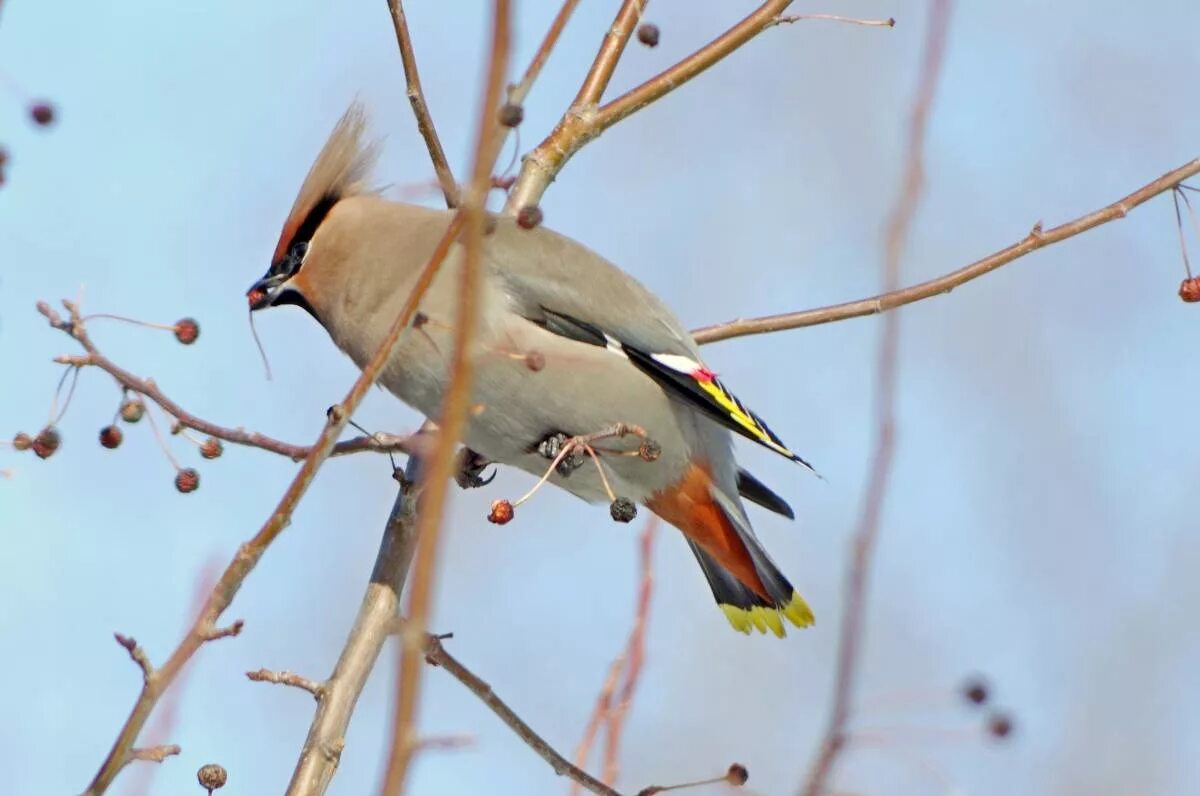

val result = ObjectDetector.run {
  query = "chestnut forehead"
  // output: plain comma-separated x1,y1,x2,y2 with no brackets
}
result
272,192,340,264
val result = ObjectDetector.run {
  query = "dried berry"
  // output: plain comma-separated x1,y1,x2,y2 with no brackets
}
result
961,676,990,706
199,437,224,459
175,468,200,493
33,427,61,459
12,432,33,451
725,763,749,786
174,317,200,344
524,350,546,372
247,287,268,309
636,23,660,47
610,497,637,523
197,763,228,792
987,711,1014,739
1180,276,1200,303
498,103,524,128
638,439,661,462
29,101,55,127
120,399,145,423
99,425,123,449
488,499,514,525
516,205,543,230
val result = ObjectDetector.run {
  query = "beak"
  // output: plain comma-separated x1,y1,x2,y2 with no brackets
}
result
246,271,290,311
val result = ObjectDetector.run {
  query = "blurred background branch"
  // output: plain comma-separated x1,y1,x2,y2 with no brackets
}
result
802,0,952,792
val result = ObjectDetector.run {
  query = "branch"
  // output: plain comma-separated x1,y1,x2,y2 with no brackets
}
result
379,2,511,793
506,1,893,213
693,157,1200,345
387,0,460,207
285,447,427,795
81,178,465,794
39,313,418,461
506,0,585,106
800,1,952,793
246,668,325,699
424,635,623,796
572,520,658,795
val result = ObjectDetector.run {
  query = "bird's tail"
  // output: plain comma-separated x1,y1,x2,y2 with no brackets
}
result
648,464,813,637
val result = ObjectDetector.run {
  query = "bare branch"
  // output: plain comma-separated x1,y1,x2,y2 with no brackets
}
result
507,0,585,106
246,669,325,699
800,2,953,793
38,315,420,462
692,157,1200,345
770,13,895,29
127,745,180,764
113,633,153,684
386,0,460,207
201,619,244,642
637,763,749,796
425,635,623,796
286,452,426,795
379,2,511,793
572,520,658,794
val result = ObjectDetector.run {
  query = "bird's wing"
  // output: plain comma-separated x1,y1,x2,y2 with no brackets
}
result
488,221,812,469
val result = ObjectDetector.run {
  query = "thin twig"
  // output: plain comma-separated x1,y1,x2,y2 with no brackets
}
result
602,521,657,785
387,0,460,207
770,13,895,29
286,446,428,796
127,745,181,764
43,339,418,461
247,669,326,699
78,172,465,794
800,2,953,794
124,559,222,796
692,157,1200,345
571,520,658,794
424,635,623,796
379,2,511,794
507,0,585,106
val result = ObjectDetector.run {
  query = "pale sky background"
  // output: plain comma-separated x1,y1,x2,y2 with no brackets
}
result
2,2,1199,795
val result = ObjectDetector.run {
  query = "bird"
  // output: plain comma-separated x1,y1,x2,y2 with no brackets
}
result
247,103,816,637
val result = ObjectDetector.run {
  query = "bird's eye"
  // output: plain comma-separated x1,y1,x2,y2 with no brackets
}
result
281,240,309,276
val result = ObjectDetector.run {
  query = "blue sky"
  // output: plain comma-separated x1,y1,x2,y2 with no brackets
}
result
2,2,1199,794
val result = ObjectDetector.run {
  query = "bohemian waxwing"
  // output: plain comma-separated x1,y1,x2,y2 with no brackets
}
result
247,103,815,637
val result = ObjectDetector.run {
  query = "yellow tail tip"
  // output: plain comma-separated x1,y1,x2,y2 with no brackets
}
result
720,592,814,638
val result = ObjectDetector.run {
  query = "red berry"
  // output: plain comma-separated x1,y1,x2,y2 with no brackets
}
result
174,317,200,344
175,468,200,493
516,205,543,230
99,425,123,449
725,763,749,786
524,350,545,372
962,676,990,706
29,102,55,127
1180,276,1200,303
488,499,514,525
33,427,61,459
12,432,33,451
120,399,145,423
247,287,268,309
636,23,660,47
0,147,8,166
987,712,1014,739
498,103,524,128
199,437,224,459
